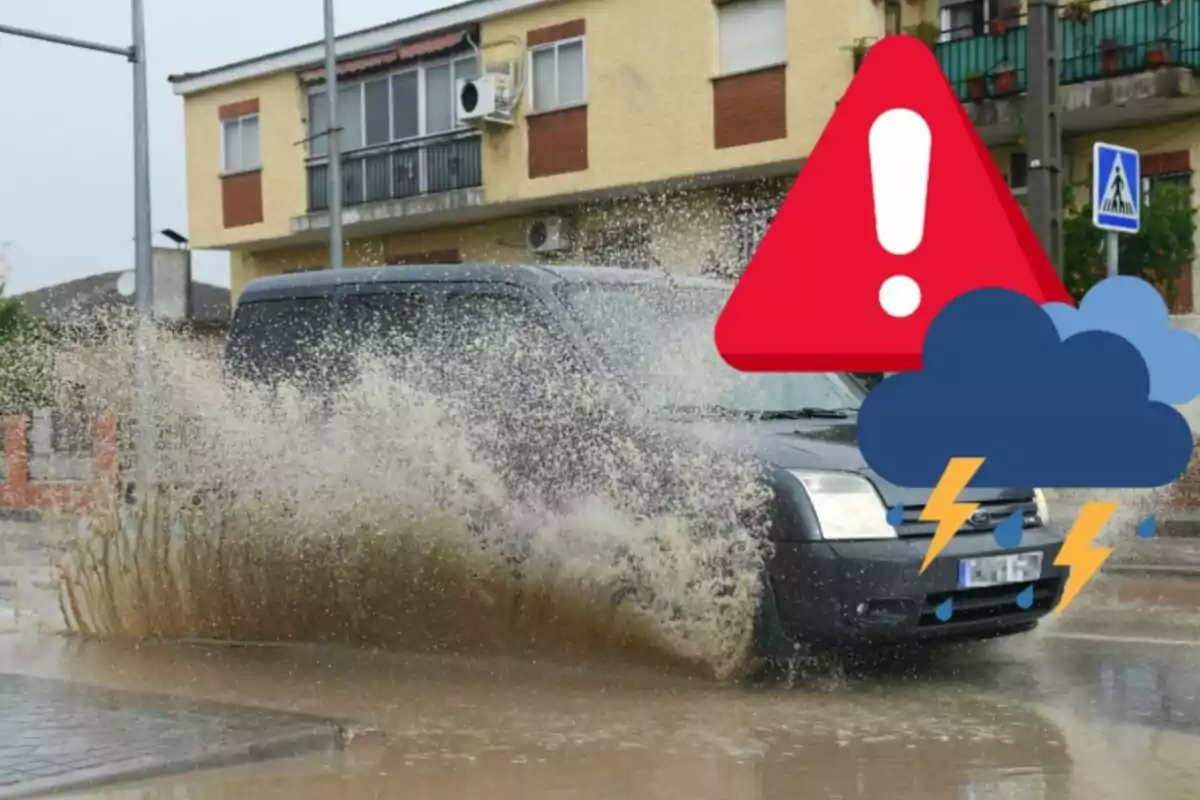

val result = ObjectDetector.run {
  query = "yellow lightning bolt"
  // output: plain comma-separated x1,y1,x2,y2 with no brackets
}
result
1053,500,1118,616
919,457,986,574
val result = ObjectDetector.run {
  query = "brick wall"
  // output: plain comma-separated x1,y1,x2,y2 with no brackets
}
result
0,412,119,516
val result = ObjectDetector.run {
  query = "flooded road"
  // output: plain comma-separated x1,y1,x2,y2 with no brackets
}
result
0,575,1197,800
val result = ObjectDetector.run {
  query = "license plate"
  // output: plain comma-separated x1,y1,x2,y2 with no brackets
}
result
958,552,1043,589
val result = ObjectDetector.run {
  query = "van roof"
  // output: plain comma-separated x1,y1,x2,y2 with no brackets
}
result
236,264,734,303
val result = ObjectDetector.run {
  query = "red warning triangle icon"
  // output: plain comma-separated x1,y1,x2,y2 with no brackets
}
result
714,34,1072,373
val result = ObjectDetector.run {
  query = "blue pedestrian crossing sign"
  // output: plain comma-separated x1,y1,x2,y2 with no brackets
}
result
1092,142,1140,234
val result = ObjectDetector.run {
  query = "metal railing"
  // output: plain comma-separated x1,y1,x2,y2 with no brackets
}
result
935,0,1200,101
306,130,483,213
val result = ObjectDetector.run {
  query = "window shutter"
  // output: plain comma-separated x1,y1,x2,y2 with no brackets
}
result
718,0,787,75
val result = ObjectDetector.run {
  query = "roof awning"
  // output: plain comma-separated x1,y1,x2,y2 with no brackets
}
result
298,29,470,84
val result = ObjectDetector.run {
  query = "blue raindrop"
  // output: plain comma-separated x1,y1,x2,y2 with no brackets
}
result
935,597,954,622
1137,515,1157,539
993,511,1025,550
1016,585,1035,610
886,504,904,527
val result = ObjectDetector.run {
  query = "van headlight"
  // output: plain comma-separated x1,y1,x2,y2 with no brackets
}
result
1034,488,1051,525
789,469,897,540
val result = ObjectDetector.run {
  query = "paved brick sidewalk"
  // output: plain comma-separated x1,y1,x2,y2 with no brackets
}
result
0,673,356,799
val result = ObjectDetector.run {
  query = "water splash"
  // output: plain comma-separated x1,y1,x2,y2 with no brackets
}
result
34,289,782,681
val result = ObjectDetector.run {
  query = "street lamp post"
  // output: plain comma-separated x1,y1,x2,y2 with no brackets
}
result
323,0,345,270
0,0,157,482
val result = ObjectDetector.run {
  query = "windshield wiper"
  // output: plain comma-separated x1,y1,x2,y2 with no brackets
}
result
756,407,857,420
657,405,856,421
656,404,753,419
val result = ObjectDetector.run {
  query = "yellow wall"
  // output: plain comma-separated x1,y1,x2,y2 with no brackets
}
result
185,0,934,255
227,179,792,303
182,71,309,249
478,0,932,205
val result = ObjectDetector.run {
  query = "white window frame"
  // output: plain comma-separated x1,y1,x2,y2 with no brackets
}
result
715,0,787,78
220,113,261,175
526,35,588,115
304,53,480,159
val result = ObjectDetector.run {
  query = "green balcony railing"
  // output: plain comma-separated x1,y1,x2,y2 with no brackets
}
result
935,0,1200,102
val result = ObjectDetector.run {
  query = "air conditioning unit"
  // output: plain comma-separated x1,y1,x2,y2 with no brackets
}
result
526,218,572,253
457,73,514,126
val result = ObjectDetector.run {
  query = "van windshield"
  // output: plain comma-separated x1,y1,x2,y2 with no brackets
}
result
558,282,866,416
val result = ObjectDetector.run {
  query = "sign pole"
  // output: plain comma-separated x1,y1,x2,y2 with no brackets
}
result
1106,231,1119,279
1092,142,1141,282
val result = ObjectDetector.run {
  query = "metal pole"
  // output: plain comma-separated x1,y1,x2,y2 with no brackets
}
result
0,23,131,57
1026,0,1064,277
323,0,345,270
131,0,156,482
1106,231,1119,278
0,10,156,485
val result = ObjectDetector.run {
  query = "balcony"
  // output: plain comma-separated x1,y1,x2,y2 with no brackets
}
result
305,130,482,214
936,0,1200,102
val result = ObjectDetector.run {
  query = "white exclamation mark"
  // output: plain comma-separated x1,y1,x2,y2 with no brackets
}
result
868,108,931,318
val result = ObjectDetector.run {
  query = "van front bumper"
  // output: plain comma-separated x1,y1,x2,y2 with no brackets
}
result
759,527,1068,652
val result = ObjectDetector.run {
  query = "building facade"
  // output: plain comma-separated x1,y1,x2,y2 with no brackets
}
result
170,0,1200,310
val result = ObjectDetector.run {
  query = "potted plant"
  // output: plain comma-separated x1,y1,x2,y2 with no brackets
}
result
843,37,877,73
904,21,940,50
1062,0,1092,22
1147,36,1172,68
1100,38,1123,73
992,61,1018,94
990,0,1021,34
965,69,988,100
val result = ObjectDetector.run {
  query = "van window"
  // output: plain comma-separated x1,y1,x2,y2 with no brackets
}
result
340,291,432,357
440,292,578,401
225,297,334,388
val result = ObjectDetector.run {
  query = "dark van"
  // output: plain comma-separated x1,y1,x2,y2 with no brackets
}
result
225,264,1068,657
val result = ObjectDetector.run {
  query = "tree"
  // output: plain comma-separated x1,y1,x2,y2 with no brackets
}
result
0,282,25,343
0,283,51,415
1062,179,1197,309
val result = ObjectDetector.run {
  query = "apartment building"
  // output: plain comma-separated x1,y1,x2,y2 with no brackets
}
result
170,0,1200,309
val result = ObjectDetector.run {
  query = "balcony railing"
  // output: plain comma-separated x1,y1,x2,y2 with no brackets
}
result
936,0,1200,102
306,130,483,214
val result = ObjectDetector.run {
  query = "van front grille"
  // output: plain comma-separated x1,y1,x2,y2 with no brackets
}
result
895,498,1041,537
920,577,1060,627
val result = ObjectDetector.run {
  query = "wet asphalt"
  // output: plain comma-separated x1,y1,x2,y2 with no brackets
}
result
0,572,1190,799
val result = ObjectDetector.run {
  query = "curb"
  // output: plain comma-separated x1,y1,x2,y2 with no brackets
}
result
1102,562,1200,579
0,722,378,800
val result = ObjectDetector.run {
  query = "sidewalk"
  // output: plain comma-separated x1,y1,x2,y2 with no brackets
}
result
1104,536,1200,577
0,673,356,799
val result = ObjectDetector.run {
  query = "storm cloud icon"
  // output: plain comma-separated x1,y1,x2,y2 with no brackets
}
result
858,287,1194,489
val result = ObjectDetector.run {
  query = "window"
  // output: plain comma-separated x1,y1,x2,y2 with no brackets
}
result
221,114,261,173
225,297,335,388
364,78,390,145
1146,171,1192,207
341,292,432,356
529,38,586,113
306,55,480,156
717,0,786,76
307,94,329,157
440,291,578,402
1009,151,1029,194
939,0,987,40
559,283,867,413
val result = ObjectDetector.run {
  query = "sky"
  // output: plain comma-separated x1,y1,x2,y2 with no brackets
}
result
0,0,454,295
